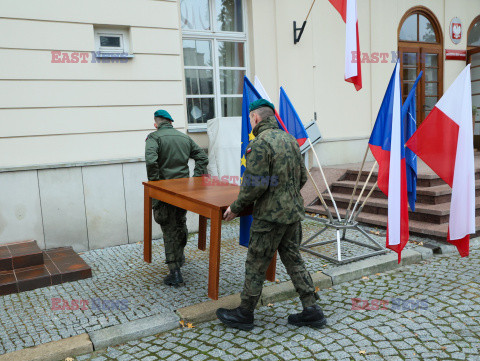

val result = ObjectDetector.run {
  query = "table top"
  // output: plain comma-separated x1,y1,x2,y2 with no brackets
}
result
143,177,241,210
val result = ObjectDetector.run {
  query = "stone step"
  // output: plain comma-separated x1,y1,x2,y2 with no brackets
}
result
330,179,480,205
319,192,480,224
342,169,480,188
0,240,44,271
0,246,91,296
305,203,480,239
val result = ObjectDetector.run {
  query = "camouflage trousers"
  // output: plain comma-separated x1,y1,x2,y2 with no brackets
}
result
240,219,319,312
153,201,188,271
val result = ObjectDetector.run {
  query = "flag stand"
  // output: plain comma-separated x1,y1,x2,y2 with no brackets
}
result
300,145,387,264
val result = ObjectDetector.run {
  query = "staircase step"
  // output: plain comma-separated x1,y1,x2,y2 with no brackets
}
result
0,245,91,296
0,240,44,271
319,192,480,224
342,169,480,188
306,204,480,239
330,180,480,205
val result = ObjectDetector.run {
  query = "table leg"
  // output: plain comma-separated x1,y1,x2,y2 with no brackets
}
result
266,251,277,282
208,209,222,300
198,215,207,251
144,187,152,263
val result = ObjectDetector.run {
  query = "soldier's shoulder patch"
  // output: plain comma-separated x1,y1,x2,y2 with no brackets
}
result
246,147,252,154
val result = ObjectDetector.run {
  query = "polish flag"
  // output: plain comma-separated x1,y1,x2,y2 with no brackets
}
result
328,0,362,91
369,62,409,262
406,65,475,257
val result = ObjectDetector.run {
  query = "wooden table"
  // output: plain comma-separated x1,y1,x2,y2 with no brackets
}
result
143,177,277,300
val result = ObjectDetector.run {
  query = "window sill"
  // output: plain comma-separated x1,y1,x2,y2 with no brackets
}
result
187,125,207,133
94,52,134,58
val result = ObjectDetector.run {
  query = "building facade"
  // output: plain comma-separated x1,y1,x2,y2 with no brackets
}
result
0,0,479,250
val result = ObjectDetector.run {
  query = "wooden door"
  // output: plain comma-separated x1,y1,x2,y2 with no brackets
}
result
399,45,443,126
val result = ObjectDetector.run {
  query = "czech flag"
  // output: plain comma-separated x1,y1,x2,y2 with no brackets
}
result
279,87,308,147
406,65,475,257
239,76,261,247
328,0,362,91
368,62,409,262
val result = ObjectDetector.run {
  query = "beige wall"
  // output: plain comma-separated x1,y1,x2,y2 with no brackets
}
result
1,0,480,168
248,0,480,165
0,0,186,169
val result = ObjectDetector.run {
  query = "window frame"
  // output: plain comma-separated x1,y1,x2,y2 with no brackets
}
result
94,27,131,56
181,0,249,132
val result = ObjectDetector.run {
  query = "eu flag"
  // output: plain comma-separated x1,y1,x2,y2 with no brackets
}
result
401,71,422,211
239,76,262,247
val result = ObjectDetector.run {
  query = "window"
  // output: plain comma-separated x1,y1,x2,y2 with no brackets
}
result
468,16,480,48
94,27,131,56
181,0,246,129
399,14,437,43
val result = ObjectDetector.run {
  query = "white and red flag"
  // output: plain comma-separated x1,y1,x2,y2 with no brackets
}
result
406,65,475,257
328,0,362,91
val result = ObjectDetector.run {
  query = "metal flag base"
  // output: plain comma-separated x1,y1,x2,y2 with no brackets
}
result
301,215,388,265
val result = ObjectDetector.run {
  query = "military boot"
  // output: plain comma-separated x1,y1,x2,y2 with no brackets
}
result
288,304,327,328
163,268,184,287
216,307,254,330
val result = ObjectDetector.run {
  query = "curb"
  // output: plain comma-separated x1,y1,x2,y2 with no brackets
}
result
0,334,92,361
88,312,180,351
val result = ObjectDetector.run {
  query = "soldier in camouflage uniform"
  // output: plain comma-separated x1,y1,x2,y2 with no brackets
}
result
145,110,208,287
216,99,327,330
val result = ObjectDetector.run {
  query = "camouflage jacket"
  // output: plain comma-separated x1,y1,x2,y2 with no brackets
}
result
145,122,208,182
230,116,308,224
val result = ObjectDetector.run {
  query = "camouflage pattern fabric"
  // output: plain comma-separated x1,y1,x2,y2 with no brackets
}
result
230,116,308,224
230,115,317,311
153,201,188,271
240,219,319,312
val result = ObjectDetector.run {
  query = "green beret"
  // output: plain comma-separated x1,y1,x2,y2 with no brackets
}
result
249,99,275,113
154,109,174,122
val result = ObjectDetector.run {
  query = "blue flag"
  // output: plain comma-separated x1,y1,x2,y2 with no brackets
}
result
401,71,422,211
279,87,308,146
239,76,262,247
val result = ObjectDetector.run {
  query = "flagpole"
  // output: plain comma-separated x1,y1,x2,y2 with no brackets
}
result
308,138,342,221
348,161,377,223
344,145,369,224
306,169,335,223
351,181,378,223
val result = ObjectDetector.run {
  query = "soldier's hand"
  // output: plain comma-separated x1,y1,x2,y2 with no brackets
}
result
223,206,237,221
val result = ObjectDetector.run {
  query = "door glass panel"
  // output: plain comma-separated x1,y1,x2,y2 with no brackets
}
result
403,82,414,96
403,68,417,81
399,15,417,41
218,42,245,67
425,68,438,82
419,15,437,43
425,82,438,96
425,96,438,110
425,54,438,67
215,0,243,32
185,69,214,95
180,0,211,31
402,53,417,65
183,40,212,66
187,98,215,123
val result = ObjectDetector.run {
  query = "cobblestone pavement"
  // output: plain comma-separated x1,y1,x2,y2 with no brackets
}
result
0,217,426,355
75,243,480,361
